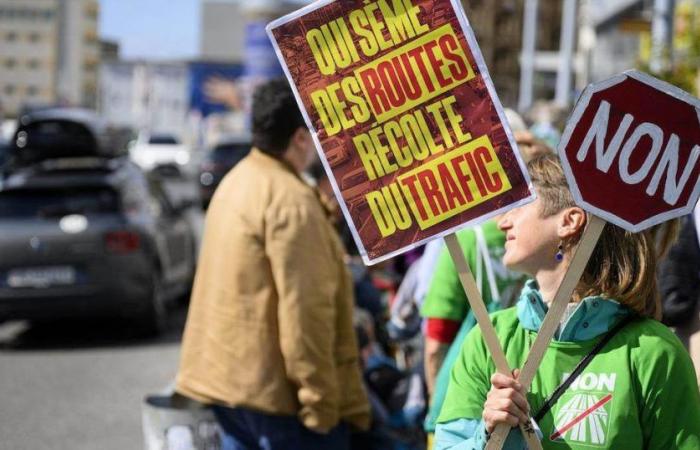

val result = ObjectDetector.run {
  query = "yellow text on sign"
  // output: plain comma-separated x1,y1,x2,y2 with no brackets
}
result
366,135,512,237
354,23,475,124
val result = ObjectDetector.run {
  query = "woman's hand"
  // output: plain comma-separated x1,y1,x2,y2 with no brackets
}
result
482,369,531,433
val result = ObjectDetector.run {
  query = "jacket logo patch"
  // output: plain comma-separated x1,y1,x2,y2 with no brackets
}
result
550,372,616,447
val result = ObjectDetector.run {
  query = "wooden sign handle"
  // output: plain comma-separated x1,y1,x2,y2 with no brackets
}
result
486,215,606,449
444,234,542,450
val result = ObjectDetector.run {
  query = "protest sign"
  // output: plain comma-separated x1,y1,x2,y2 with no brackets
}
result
560,70,700,231
487,71,700,449
267,0,534,265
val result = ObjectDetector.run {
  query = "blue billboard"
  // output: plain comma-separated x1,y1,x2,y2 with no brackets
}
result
243,21,284,78
188,62,244,117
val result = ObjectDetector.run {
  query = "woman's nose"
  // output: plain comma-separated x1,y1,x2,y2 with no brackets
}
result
497,213,511,230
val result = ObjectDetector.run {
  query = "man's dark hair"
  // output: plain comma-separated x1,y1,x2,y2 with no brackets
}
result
252,78,305,156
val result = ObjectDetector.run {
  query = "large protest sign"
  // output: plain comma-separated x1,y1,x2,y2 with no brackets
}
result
486,72,700,449
267,0,534,265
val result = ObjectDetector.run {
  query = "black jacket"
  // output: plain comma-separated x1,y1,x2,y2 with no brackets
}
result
659,214,700,326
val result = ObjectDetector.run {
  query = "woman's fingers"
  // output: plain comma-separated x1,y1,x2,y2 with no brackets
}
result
485,389,530,423
483,408,520,432
491,372,524,391
483,371,532,433
487,396,530,423
491,386,530,416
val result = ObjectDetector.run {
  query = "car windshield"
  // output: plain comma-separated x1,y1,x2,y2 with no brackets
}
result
0,142,8,167
210,143,250,165
148,135,179,145
15,120,97,154
0,187,120,219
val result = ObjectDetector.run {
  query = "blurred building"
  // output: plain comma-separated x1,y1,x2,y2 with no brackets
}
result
461,0,521,107
0,0,60,116
99,39,120,62
588,0,649,82
99,61,189,136
56,0,100,109
460,0,562,108
200,0,246,63
0,0,99,117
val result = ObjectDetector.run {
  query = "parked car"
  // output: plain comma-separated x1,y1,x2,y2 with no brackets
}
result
7,108,127,168
0,109,196,334
198,134,251,208
129,132,192,177
0,140,8,171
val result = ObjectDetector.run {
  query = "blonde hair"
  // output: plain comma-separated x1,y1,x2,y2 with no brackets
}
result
527,154,679,319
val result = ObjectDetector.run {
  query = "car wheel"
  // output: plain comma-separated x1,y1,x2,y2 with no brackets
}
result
136,273,168,336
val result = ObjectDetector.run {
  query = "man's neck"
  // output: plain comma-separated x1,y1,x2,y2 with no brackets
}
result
281,155,301,174
281,143,307,174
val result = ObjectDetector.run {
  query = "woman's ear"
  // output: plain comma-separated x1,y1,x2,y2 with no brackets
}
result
557,206,587,240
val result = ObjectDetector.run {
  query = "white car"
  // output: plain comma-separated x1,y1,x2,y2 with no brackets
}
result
130,133,192,175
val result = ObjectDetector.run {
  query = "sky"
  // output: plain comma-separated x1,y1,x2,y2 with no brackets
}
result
99,0,201,60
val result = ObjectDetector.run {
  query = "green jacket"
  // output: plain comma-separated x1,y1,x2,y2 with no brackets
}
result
436,281,700,449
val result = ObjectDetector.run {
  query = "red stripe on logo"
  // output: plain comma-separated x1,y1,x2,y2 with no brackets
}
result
550,393,613,441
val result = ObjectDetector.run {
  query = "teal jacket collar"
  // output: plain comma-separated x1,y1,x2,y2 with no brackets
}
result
516,280,630,342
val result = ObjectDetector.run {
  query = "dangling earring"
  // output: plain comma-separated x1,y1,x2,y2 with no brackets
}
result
555,243,564,262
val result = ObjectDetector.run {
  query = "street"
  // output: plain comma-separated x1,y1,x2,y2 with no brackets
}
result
0,178,204,450
0,0,698,448
0,311,187,450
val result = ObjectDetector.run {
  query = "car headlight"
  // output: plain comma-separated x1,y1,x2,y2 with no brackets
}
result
200,172,214,186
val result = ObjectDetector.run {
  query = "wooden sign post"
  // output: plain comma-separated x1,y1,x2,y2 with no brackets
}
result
487,70,700,449
445,234,542,449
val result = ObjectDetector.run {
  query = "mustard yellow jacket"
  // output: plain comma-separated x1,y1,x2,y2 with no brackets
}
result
176,149,371,433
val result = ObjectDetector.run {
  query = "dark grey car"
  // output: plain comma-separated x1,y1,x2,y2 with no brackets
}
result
0,110,196,335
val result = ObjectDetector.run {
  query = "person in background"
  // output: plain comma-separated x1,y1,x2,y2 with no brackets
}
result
388,238,445,343
659,209,700,385
525,101,566,150
175,79,370,450
435,153,700,449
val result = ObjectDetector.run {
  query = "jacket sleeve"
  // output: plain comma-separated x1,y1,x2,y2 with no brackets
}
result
659,215,700,326
266,202,340,433
435,418,488,450
435,419,528,450
637,336,700,449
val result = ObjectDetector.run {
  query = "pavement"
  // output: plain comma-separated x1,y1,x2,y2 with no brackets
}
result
0,309,187,450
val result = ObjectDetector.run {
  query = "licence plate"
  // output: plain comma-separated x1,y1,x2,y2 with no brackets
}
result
7,266,77,288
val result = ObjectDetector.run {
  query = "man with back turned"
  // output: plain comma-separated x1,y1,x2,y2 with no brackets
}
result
176,79,370,450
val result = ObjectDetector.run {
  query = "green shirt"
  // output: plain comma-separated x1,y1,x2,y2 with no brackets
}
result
421,220,521,322
439,284,700,449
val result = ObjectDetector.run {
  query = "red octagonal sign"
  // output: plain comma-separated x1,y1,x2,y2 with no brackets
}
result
559,70,700,232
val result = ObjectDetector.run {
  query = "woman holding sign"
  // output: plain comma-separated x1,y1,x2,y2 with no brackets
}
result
434,153,700,449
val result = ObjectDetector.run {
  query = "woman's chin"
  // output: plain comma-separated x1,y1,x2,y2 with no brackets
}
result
502,256,518,271
503,257,533,277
